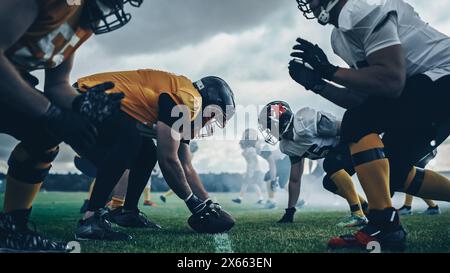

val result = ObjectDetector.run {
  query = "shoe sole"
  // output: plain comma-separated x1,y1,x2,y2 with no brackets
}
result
0,248,69,253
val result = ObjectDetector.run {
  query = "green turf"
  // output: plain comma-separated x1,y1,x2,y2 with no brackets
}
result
0,192,448,253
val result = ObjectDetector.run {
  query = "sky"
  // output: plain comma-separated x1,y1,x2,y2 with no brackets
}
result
0,0,449,174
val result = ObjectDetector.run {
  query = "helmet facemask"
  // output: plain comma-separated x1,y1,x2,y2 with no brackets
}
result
84,0,143,35
296,0,340,25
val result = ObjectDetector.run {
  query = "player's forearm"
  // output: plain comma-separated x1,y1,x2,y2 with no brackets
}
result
0,53,50,116
332,66,405,98
287,179,301,208
44,82,79,110
159,156,192,200
183,164,209,201
319,83,368,109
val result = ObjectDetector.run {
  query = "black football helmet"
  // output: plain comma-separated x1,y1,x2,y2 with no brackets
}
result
296,0,340,25
193,76,236,137
84,0,143,35
258,101,294,145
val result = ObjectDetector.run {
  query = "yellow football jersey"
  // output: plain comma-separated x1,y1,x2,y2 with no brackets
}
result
77,69,203,126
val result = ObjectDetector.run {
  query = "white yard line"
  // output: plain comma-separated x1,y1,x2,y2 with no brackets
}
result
214,233,234,253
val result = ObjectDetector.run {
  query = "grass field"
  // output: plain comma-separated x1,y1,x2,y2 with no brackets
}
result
0,192,448,253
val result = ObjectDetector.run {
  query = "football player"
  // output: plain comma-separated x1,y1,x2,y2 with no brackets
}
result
259,102,369,227
160,141,199,204
258,140,291,209
232,129,266,206
72,69,236,240
289,0,450,250
0,0,142,252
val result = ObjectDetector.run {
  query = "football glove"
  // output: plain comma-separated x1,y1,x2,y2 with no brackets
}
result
289,59,327,93
188,199,235,234
290,37,339,80
72,82,124,124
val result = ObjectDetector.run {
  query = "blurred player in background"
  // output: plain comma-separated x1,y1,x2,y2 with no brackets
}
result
232,129,266,206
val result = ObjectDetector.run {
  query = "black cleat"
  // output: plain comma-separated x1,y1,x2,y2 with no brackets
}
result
0,209,69,253
75,208,132,241
160,195,166,203
109,207,161,229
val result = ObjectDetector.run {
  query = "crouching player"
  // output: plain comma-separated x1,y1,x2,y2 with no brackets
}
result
73,69,236,240
259,101,369,227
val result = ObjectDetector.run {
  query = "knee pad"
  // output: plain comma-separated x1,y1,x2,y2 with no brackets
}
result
322,175,338,194
405,168,425,195
351,148,385,167
7,143,59,184
323,154,346,175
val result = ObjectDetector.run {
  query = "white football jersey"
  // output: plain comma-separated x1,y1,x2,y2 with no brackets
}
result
331,0,450,81
280,107,340,160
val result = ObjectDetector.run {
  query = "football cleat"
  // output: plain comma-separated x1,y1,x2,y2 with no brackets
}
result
143,200,158,207
398,206,413,216
277,208,296,224
75,208,132,241
256,199,265,205
160,195,167,203
420,206,441,215
337,214,368,228
232,198,242,204
328,225,407,252
0,209,69,253
188,200,235,234
109,207,161,229
329,208,407,251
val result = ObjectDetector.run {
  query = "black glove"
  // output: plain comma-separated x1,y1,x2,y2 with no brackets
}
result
290,37,338,80
72,82,124,124
42,104,97,152
289,59,327,94
277,207,296,224
191,199,222,218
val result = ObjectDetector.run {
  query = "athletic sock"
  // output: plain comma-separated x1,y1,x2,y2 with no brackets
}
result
3,176,42,213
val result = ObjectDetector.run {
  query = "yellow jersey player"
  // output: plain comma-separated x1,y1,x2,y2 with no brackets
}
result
72,69,236,240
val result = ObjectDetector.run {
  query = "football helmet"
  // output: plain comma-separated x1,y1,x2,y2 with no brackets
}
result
258,101,294,145
296,0,340,25
193,76,236,137
84,0,143,35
